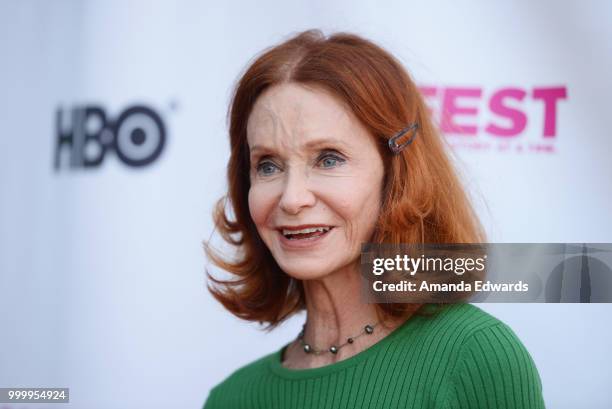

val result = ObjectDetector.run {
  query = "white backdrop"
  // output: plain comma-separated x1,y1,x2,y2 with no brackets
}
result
1,1,611,408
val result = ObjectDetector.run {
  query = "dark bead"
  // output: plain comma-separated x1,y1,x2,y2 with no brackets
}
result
329,345,338,354
365,324,374,334
303,344,312,353
347,337,354,344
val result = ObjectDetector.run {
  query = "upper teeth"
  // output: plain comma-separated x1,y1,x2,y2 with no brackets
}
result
282,226,331,235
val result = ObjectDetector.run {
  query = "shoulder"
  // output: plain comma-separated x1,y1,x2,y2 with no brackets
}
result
410,303,513,346
202,349,277,409
209,349,276,391
421,303,542,378
428,304,546,409
397,303,523,367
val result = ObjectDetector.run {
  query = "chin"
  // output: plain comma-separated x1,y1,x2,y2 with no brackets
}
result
277,260,336,281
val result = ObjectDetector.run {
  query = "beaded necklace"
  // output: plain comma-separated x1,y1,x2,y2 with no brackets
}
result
297,321,381,355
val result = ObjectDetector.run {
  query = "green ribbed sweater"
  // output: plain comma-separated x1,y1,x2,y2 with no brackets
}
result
203,303,545,408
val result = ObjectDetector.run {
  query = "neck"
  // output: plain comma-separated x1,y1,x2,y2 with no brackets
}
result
301,261,383,348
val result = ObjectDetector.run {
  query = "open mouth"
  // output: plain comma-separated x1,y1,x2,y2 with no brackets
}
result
280,226,334,240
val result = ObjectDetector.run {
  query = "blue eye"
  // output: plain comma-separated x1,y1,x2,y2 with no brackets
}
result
255,151,345,176
256,161,280,176
318,153,345,168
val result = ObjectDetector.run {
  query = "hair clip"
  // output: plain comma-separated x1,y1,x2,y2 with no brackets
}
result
388,123,419,154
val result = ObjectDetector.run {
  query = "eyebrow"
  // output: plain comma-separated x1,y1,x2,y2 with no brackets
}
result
249,138,350,156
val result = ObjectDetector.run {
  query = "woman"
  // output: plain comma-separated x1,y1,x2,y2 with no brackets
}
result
203,29,545,408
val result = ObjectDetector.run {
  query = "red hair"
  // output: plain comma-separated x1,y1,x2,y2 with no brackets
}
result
204,29,485,329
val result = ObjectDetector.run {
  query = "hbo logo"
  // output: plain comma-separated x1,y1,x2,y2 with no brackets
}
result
54,105,166,169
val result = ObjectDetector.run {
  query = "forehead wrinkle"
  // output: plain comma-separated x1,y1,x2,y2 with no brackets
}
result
247,101,277,148
249,91,311,158
280,90,355,154
247,84,360,158
277,93,304,154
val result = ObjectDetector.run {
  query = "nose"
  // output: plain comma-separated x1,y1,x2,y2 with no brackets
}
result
278,168,316,215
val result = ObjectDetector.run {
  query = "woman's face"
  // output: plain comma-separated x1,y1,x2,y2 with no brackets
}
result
247,82,385,280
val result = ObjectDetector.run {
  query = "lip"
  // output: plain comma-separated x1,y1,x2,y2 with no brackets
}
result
276,224,333,231
276,225,335,250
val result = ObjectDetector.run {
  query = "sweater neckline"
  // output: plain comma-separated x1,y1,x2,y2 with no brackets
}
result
268,314,418,380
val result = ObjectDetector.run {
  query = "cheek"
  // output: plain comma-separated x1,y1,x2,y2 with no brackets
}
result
333,174,383,234
248,183,276,227
319,179,381,234
326,177,380,215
